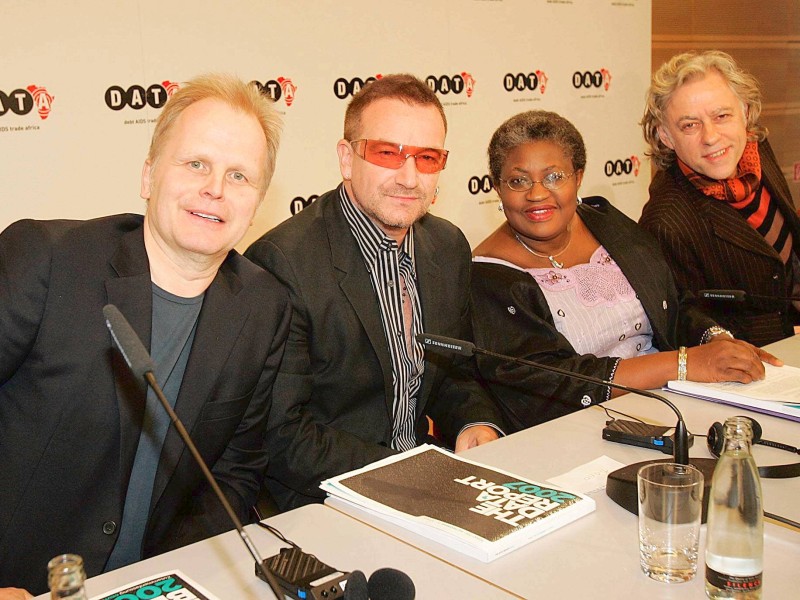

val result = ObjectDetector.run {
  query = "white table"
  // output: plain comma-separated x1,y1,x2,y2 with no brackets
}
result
33,504,516,599
33,339,799,599
328,336,800,598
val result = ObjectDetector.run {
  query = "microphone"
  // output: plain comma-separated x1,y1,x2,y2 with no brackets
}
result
343,570,368,600
416,333,717,520
698,289,800,303
102,305,284,595
367,568,415,600
343,568,415,600
698,289,746,302
417,334,690,462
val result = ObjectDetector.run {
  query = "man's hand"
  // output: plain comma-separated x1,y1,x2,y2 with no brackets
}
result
0,588,33,600
455,425,499,452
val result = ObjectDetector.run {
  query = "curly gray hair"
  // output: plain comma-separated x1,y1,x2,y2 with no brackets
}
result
487,110,586,186
642,50,765,171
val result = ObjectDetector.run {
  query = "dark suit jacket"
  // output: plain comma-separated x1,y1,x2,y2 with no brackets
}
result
0,215,290,593
244,186,505,511
472,197,716,431
640,140,800,346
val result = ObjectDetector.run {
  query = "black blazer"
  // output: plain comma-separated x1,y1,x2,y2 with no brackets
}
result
0,215,290,593
472,197,715,431
245,186,504,511
640,140,800,346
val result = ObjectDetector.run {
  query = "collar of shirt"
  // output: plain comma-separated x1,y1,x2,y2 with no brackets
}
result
338,185,417,276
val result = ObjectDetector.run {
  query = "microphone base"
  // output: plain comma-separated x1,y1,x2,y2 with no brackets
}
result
606,458,717,522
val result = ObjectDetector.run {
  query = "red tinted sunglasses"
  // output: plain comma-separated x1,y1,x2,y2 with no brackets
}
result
350,139,449,174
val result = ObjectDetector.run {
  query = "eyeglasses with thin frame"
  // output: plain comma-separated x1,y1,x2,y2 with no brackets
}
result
349,139,449,174
500,171,576,192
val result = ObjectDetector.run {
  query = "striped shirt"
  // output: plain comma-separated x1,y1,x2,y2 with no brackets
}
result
339,186,424,452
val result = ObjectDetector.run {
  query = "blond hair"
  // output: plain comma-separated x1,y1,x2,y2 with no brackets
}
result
642,51,765,170
148,73,282,195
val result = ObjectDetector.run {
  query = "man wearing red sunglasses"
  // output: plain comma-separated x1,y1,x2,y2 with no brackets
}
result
246,73,505,512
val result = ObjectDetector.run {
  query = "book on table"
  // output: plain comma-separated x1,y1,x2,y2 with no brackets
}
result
91,571,220,600
320,444,596,562
666,363,800,423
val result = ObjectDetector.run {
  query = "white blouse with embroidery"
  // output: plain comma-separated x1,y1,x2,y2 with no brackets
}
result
475,246,657,358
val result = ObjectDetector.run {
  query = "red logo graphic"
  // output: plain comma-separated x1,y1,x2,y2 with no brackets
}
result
600,68,612,91
631,155,641,177
535,70,548,95
461,72,476,98
162,80,180,97
278,77,297,107
26,85,54,120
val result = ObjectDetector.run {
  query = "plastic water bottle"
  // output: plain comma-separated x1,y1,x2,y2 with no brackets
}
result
48,554,88,600
705,416,763,599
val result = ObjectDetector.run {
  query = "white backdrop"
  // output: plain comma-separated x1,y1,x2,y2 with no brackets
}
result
0,0,651,250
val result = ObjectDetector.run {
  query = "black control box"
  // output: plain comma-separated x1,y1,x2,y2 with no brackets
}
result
256,547,350,600
602,419,694,455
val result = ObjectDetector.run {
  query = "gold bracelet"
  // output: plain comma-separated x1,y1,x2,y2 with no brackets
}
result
677,346,688,381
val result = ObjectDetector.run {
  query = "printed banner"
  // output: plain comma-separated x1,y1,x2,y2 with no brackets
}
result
0,0,651,249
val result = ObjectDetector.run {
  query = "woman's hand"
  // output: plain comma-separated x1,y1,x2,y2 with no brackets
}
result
708,335,783,365
687,339,782,383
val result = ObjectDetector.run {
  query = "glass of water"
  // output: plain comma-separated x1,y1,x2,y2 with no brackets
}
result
637,463,704,583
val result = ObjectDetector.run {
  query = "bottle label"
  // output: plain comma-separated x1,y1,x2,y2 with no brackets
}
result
706,566,762,592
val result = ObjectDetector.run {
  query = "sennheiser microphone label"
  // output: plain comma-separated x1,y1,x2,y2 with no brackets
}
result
426,338,463,352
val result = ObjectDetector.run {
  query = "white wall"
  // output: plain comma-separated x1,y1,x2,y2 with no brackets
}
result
0,0,651,250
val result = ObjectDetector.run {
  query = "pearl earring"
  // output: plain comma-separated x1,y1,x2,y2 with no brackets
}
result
576,196,583,206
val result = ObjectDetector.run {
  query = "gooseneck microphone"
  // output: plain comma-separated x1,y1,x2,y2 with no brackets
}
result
102,304,283,596
416,333,716,519
417,333,690,462
343,568,415,600
105,304,413,598
342,570,368,600
698,289,800,303
698,289,747,302
368,568,416,599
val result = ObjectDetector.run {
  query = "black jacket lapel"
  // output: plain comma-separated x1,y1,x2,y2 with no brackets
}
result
149,257,250,507
325,194,395,410
412,219,443,415
106,226,153,499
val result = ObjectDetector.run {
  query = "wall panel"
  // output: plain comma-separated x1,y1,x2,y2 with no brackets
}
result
652,1,799,204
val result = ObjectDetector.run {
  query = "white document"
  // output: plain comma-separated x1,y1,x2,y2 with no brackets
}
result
668,363,800,404
546,456,627,496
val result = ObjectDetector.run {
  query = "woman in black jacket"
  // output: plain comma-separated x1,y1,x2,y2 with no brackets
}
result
471,110,778,432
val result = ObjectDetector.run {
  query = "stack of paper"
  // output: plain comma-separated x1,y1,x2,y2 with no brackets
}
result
321,445,595,562
667,363,800,423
